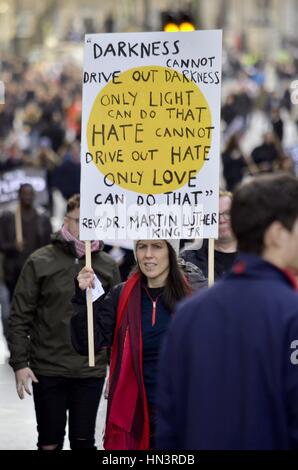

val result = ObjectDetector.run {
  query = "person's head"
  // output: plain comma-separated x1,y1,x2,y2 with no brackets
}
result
18,183,35,209
218,190,235,244
231,173,298,273
64,194,80,239
134,240,178,286
134,239,189,311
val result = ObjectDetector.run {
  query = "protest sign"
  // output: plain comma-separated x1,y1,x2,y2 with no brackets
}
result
80,30,222,240
0,167,48,209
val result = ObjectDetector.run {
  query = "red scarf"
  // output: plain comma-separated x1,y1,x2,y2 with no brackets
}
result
103,272,150,450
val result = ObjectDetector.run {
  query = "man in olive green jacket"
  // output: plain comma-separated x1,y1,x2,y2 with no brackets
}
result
8,194,120,450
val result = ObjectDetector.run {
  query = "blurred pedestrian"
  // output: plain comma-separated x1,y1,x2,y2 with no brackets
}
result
34,137,61,215
250,132,281,173
0,184,52,298
221,134,247,191
181,191,237,280
270,107,284,143
52,141,80,201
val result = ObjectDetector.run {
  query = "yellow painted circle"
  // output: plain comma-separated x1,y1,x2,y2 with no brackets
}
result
87,66,212,194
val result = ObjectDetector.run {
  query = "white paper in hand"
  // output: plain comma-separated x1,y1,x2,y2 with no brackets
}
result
86,275,105,302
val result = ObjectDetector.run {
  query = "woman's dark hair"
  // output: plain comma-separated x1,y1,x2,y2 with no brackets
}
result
162,243,191,312
133,242,190,312
231,173,298,255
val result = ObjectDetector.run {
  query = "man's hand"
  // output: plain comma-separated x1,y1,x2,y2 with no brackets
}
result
15,367,38,399
77,267,95,290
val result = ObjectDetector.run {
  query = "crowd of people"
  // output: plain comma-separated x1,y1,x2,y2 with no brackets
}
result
1,50,298,451
0,57,82,213
1,51,298,216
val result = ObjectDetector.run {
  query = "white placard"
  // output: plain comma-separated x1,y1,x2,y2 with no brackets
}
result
80,30,222,241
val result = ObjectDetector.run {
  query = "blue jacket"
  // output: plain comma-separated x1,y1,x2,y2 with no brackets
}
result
156,254,298,450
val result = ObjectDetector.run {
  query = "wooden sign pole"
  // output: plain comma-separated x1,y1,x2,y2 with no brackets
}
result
208,238,215,287
15,204,23,244
85,241,95,367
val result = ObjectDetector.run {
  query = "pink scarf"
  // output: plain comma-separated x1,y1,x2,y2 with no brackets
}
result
61,226,101,258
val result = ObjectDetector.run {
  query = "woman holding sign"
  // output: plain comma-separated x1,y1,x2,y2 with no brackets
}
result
71,239,206,450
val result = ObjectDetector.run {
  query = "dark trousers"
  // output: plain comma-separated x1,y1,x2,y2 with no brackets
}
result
32,375,105,450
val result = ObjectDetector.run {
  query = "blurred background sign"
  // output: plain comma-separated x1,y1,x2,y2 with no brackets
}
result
0,167,48,209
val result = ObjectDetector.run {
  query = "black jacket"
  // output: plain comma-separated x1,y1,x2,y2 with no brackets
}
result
0,208,52,292
8,232,121,377
181,240,237,280
71,260,207,355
